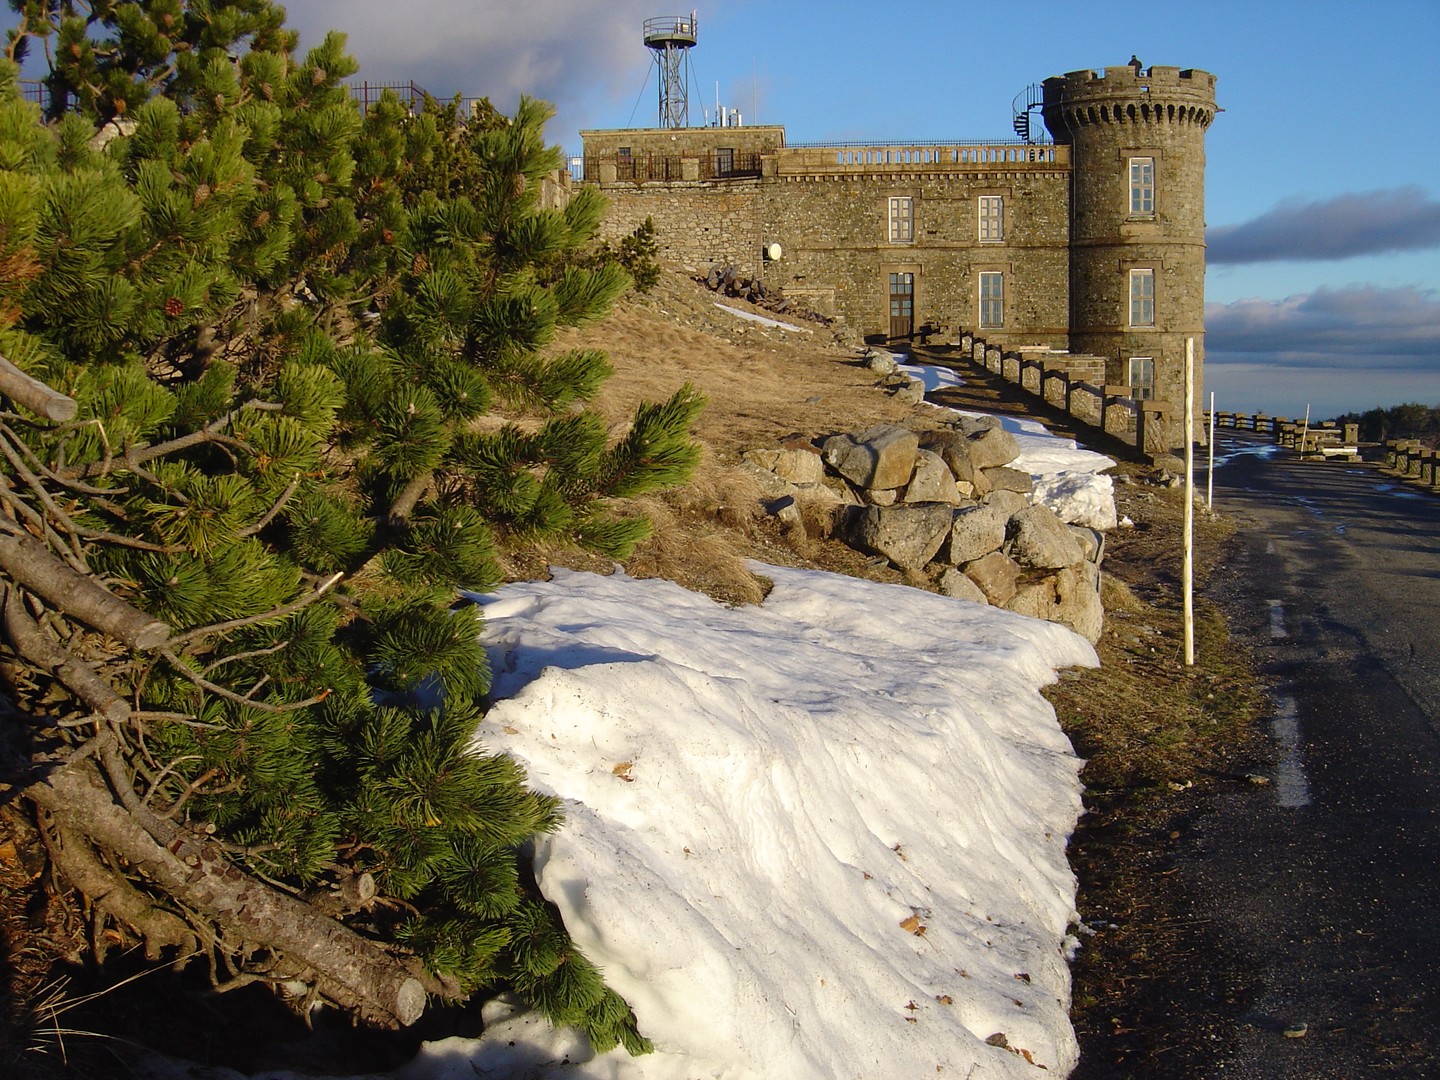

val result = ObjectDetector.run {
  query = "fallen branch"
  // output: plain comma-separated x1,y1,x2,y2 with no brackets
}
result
0,353,77,421
0,531,170,651
26,757,442,1028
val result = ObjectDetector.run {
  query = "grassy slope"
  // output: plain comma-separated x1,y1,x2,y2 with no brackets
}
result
575,269,1275,1074
0,266,1274,1074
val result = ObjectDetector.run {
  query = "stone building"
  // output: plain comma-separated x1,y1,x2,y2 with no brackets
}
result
579,62,1217,417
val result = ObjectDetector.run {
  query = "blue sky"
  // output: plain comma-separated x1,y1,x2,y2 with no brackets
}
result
8,1,1438,419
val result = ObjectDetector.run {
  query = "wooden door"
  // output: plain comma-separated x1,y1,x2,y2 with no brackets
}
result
888,273,913,340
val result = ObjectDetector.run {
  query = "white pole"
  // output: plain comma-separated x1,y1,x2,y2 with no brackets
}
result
1300,403,1311,456
1207,390,1216,509
1183,338,1195,667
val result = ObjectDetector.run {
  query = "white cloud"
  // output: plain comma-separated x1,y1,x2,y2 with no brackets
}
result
287,1,660,144
1206,285,1440,370
1208,187,1440,264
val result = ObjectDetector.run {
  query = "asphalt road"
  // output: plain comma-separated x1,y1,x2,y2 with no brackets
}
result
1170,433,1440,1076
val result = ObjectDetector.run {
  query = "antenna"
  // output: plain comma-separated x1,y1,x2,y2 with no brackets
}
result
643,13,698,128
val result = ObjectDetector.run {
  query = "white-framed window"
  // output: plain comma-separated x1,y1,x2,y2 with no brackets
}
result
888,196,914,243
979,272,1004,328
1128,356,1155,400
1129,268,1155,327
978,195,1004,242
1129,157,1155,216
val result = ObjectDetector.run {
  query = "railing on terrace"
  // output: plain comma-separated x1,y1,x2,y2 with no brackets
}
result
779,141,1067,170
14,75,488,120
18,78,49,111
581,149,763,183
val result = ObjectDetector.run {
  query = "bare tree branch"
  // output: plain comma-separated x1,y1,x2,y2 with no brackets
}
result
158,649,331,714
0,353,77,421
240,472,303,537
0,531,170,650
26,759,440,1027
168,571,343,650
2,584,131,725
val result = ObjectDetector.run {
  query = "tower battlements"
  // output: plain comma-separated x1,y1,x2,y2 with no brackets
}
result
1051,66,1215,93
1042,65,1217,131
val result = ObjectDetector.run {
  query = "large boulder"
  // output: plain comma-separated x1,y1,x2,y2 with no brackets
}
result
982,488,1029,518
904,449,970,505
1008,504,1085,569
1054,564,1104,643
964,422,1022,470
821,424,919,491
961,551,1022,606
1006,565,1103,643
937,567,988,604
944,503,1010,565
848,503,955,571
983,465,1034,495
918,430,981,487
742,445,826,486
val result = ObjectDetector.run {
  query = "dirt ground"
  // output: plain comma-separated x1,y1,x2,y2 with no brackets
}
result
0,266,1272,1076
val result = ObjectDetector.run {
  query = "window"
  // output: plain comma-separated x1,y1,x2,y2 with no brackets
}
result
1129,269,1155,327
1128,357,1154,400
979,272,1004,328
715,147,735,177
888,197,914,243
978,195,1004,242
1129,157,1155,216
617,146,633,179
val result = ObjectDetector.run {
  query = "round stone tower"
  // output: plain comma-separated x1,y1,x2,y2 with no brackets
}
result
1042,64,1217,441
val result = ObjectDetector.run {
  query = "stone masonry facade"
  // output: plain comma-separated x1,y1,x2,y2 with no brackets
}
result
580,63,1217,424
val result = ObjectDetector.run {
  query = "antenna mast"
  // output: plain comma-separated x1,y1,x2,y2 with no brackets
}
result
644,13,698,128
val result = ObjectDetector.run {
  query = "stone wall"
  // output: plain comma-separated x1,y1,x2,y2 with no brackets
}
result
759,167,1071,344
595,181,765,271
583,125,1076,342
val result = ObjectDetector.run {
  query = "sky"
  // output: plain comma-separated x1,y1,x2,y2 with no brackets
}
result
7,1,1438,419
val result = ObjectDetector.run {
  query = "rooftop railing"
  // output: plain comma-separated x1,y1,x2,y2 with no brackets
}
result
778,142,1067,172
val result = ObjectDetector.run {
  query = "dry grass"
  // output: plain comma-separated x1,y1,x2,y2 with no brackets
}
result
0,266,1277,1073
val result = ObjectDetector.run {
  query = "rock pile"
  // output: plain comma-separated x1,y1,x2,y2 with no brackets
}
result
741,419,1106,643
698,265,835,326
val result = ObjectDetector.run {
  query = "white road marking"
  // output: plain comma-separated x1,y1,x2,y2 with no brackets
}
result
1268,599,1287,639
1272,693,1312,808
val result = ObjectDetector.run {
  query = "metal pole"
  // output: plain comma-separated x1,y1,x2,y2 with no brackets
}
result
1183,338,1195,667
1207,390,1216,509
1300,404,1311,456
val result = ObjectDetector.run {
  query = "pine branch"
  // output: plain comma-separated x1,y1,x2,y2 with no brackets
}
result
167,571,343,649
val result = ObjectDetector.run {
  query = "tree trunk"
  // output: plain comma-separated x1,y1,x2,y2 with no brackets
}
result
25,758,443,1028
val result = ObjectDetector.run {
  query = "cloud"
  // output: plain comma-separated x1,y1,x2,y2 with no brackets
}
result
286,1,660,144
1205,285,1440,372
1208,187,1440,264
1205,286,1440,414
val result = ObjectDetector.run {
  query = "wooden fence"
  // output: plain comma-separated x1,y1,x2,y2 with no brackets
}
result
952,332,1177,459
1208,413,1439,492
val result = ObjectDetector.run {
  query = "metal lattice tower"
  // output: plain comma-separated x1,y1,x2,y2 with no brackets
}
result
644,14,697,128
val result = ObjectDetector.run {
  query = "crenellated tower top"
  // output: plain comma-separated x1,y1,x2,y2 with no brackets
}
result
1041,66,1217,141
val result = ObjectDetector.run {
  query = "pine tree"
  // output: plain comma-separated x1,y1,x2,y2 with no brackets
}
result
0,0,701,1054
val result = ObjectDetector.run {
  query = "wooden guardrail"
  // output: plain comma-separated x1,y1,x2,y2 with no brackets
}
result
1386,440,1440,489
952,331,1177,459
1209,412,1439,493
